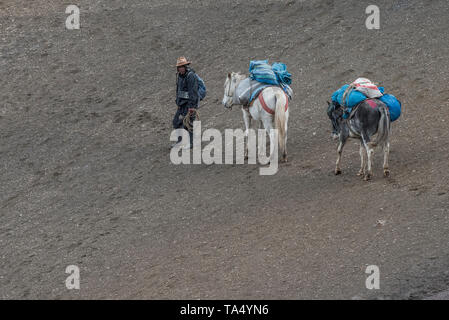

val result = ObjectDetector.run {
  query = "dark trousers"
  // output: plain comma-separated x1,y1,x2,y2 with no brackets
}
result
173,106,196,145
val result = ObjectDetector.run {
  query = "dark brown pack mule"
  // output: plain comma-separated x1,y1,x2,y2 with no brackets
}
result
327,99,391,181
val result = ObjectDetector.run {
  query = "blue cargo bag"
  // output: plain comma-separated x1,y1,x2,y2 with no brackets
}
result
379,94,401,122
332,84,367,108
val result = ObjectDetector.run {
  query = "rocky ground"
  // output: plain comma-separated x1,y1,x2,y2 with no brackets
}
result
1,0,449,299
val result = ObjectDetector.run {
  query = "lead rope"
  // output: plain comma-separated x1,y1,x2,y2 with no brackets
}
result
183,108,200,132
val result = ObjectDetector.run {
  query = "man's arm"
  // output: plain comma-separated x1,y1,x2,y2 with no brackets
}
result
186,73,199,109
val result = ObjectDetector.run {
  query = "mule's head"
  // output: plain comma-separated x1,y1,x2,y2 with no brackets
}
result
327,101,343,140
222,72,238,109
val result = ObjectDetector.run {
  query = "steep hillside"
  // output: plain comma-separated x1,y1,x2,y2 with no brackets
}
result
1,0,449,299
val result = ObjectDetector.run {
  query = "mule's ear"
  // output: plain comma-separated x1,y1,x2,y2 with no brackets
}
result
227,72,231,78
327,101,331,106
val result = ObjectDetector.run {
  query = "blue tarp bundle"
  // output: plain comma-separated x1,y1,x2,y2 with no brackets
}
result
379,94,401,122
249,60,292,86
332,84,370,109
332,85,401,122
248,60,292,102
272,62,292,85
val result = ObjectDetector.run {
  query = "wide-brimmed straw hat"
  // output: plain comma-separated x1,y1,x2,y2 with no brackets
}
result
176,56,191,67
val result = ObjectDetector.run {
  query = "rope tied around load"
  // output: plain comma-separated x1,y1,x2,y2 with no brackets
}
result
341,83,356,111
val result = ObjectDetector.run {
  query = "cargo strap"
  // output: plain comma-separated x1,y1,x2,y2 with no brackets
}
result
249,90,288,115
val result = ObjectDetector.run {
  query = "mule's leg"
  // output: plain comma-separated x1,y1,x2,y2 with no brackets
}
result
335,126,349,175
335,125,349,175
335,137,348,176
259,120,268,158
335,141,344,175
283,117,288,162
383,142,390,177
365,145,375,181
242,109,252,160
357,142,366,176
362,132,374,181
261,117,275,162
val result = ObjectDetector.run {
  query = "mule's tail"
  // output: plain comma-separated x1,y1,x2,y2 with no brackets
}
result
274,90,287,156
370,105,390,148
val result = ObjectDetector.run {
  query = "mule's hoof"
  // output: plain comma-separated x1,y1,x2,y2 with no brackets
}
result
281,156,288,163
357,170,364,176
383,169,390,178
364,174,372,181
335,169,342,175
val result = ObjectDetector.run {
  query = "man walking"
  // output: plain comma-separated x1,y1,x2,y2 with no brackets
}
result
172,56,199,149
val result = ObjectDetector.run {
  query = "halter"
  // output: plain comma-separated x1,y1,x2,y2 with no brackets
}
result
224,76,234,108
225,77,233,99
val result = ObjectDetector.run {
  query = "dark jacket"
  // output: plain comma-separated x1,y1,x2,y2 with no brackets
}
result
176,67,199,109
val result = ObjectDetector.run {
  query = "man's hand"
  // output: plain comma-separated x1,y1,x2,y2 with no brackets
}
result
188,108,196,114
